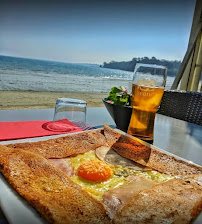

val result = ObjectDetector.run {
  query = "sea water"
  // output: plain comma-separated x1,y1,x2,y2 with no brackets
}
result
0,56,175,93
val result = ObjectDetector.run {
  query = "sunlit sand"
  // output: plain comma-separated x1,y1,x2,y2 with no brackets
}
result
0,91,108,110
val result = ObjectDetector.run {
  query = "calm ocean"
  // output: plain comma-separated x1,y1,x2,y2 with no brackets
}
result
0,56,175,93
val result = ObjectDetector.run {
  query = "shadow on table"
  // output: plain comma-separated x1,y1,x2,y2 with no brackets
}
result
187,123,202,145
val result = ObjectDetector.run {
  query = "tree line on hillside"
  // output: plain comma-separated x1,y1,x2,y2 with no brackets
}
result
101,57,181,77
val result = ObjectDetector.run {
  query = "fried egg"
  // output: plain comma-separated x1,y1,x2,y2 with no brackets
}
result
68,151,172,199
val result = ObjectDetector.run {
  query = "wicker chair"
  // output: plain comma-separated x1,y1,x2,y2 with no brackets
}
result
157,90,202,126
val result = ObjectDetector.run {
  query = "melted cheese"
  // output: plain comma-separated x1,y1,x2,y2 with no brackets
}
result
68,151,173,199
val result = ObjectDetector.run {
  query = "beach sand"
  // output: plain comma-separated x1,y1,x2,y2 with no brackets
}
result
0,91,108,110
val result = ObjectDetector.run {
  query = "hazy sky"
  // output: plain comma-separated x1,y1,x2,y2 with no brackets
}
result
0,0,196,63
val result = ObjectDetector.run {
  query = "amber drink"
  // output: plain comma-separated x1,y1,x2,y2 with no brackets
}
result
128,84,164,141
127,63,167,142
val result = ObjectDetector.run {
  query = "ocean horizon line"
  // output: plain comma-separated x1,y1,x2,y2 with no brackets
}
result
0,55,101,66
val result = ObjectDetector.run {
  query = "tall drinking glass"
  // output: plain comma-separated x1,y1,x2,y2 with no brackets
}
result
127,63,167,143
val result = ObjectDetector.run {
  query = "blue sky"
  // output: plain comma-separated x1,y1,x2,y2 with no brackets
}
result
0,0,196,64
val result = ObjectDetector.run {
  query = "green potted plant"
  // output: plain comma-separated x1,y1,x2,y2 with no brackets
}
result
103,86,132,132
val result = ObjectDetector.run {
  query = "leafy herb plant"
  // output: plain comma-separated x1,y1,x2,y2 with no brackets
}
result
106,86,132,106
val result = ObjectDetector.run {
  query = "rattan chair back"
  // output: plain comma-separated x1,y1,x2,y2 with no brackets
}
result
157,90,202,126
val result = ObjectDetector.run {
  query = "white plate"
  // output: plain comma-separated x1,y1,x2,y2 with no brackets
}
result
0,131,202,224
0,174,45,224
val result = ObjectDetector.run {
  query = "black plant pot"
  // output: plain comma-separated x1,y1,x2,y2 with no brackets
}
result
102,98,132,132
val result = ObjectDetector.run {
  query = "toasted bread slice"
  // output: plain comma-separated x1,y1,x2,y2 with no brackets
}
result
113,177,202,224
0,145,111,224
8,129,107,159
103,124,202,176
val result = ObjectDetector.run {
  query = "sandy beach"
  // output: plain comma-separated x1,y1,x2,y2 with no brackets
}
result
0,91,108,110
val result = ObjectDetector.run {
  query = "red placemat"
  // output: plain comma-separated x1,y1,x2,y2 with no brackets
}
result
0,119,83,141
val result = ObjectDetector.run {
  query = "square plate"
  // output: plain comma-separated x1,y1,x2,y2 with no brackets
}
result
0,130,201,224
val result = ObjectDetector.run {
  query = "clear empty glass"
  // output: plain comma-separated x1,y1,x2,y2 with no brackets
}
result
53,98,87,126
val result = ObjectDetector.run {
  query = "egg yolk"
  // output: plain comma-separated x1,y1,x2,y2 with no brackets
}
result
78,160,112,182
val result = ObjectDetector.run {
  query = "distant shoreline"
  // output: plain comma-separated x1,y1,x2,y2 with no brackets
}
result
101,56,181,77
0,91,108,110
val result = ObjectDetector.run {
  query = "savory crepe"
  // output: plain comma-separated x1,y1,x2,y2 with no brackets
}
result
0,124,201,223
